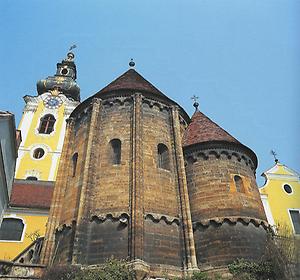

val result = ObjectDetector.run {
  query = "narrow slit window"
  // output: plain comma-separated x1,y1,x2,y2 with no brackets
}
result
39,114,56,134
234,175,245,193
110,139,121,165
157,143,170,170
72,153,78,177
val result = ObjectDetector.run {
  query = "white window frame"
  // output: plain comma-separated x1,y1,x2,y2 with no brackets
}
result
288,208,300,235
0,216,26,243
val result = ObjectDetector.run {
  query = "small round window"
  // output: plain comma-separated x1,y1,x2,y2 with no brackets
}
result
33,148,45,159
61,68,68,75
283,184,293,194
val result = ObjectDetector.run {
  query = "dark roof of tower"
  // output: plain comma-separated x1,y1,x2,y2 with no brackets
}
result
183,110,240,147
97,69,165,97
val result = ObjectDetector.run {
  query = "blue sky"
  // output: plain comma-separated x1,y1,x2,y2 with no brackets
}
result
0,0,299,184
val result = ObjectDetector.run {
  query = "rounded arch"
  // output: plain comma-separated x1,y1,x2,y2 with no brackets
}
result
234,175,245,193
157,143,170,170
109,139,121,165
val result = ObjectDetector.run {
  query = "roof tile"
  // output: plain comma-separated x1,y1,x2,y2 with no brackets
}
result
183,110,240,147
98,69,165,96
9,180,54,209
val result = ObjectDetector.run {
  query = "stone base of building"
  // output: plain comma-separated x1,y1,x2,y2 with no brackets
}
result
0,261,45,280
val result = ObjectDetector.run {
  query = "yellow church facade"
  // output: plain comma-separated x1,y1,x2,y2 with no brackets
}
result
260,161,300,236
0,51,80,261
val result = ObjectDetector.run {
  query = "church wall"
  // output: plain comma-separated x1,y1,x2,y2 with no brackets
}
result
185,149,266,221
193,221,267,266
184,147,268,267
142,102,178,217
141,101,184,266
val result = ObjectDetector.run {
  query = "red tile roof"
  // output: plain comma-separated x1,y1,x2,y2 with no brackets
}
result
182,110,240,147
9,180,54,209
98,69,165,97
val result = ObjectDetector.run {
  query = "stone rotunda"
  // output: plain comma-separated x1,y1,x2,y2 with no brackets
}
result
40,66,268,279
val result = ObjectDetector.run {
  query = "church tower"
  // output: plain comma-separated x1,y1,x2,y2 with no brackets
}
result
15,52,80,181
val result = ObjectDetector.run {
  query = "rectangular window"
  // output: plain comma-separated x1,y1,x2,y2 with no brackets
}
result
289,210,300,234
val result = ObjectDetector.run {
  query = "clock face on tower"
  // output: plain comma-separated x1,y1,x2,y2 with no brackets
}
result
44,96,63,109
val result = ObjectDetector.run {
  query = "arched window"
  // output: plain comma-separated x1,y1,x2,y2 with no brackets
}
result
0,218,24,241
38,114,56,134
157,143,170,170
72,153,78,177
26,176,38,181
234,175,245,193
110,139,121,165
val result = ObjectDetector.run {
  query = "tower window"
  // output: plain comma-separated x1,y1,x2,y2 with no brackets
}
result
110,139,121,165
39,114,56,134
157,143,170,170
0,218,25,241
61,68,68,75
283,184,293,194
234,175,245,193
289,210,300,234
33,148,45,159
26,176,38,181
72,153,78,177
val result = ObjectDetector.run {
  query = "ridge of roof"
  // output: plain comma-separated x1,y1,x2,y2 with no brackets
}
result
182,110,240,147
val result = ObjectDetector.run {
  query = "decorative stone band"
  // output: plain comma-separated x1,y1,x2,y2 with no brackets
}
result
184,141,257,170
69,90,190,125
192,217,269,231
89,212,130,224
144,213,180,226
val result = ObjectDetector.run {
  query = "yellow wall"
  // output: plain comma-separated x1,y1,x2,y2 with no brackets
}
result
16,99,65,181
0,213,48,260
260,163,300,235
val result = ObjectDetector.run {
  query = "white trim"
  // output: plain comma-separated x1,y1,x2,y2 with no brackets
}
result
287,208,300,235
15,150,25,176
260,194,275,228
0,215,27,243
18,110,35,147
48,153,60,181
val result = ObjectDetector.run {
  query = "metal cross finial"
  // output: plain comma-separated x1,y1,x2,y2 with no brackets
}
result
191,95,199,111
271,150,279,163
69,44,77,51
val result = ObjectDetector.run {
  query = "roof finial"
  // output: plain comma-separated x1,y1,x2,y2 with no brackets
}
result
271,150,279,163
66,44,77,61
129,58,135,68
191,95,199,111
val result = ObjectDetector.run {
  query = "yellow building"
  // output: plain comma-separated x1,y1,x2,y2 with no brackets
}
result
0,51,80,260
260,160,300,236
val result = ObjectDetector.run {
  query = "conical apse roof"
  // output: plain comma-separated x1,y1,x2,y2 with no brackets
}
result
183,110,240,147
98,69,165,97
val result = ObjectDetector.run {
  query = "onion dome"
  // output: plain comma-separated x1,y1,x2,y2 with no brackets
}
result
36,52,80,101
183,108,257,168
